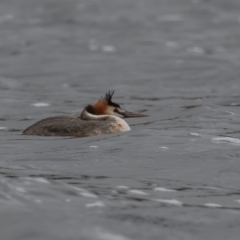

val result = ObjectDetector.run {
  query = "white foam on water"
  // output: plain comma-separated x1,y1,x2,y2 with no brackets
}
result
190,132,200,136
158,146,169,151
204,203,222,208
80,192,98,198
65,199,72,203
211,137,240,145
31,102,50,107
89,146,98,148
15,187,26,193
152,198,183,206
86,201,105,208
34,199,42,204
203,186,219,190
116,186,129,189
68,185,86,192
128,190,149,195
68,185,98,198
23,177,49,184
95,228,131,240
226,111,236,115
154,187,176,192
102,45,116,53
187,46,205,54
0,127,7,130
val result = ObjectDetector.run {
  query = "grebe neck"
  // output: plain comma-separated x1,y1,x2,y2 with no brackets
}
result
74,106,109,121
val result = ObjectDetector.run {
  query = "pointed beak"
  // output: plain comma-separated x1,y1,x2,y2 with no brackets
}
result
121,111,149,118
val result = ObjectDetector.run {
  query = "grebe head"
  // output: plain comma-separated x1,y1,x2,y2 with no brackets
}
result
85,91,148,118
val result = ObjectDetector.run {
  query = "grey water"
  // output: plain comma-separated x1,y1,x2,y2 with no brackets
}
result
1,0,240,239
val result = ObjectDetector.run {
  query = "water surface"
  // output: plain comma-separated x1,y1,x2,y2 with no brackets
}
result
1,0,240,239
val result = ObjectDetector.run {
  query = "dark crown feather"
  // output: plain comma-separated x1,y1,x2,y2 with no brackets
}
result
100,90,120,108
100,90,115,103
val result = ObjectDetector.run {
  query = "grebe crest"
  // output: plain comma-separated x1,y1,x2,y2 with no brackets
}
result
23,91,148,137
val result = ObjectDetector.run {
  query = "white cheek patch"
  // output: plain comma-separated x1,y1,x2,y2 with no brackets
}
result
114,112,123,118
106,107,123,118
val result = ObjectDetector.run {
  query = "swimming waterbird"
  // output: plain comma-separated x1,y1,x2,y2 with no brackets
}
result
23,91,148,137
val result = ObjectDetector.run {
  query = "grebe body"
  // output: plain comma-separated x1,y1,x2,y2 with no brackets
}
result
23,91,148,137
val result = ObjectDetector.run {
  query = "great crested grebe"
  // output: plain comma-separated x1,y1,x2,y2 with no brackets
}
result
23,91,148,137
